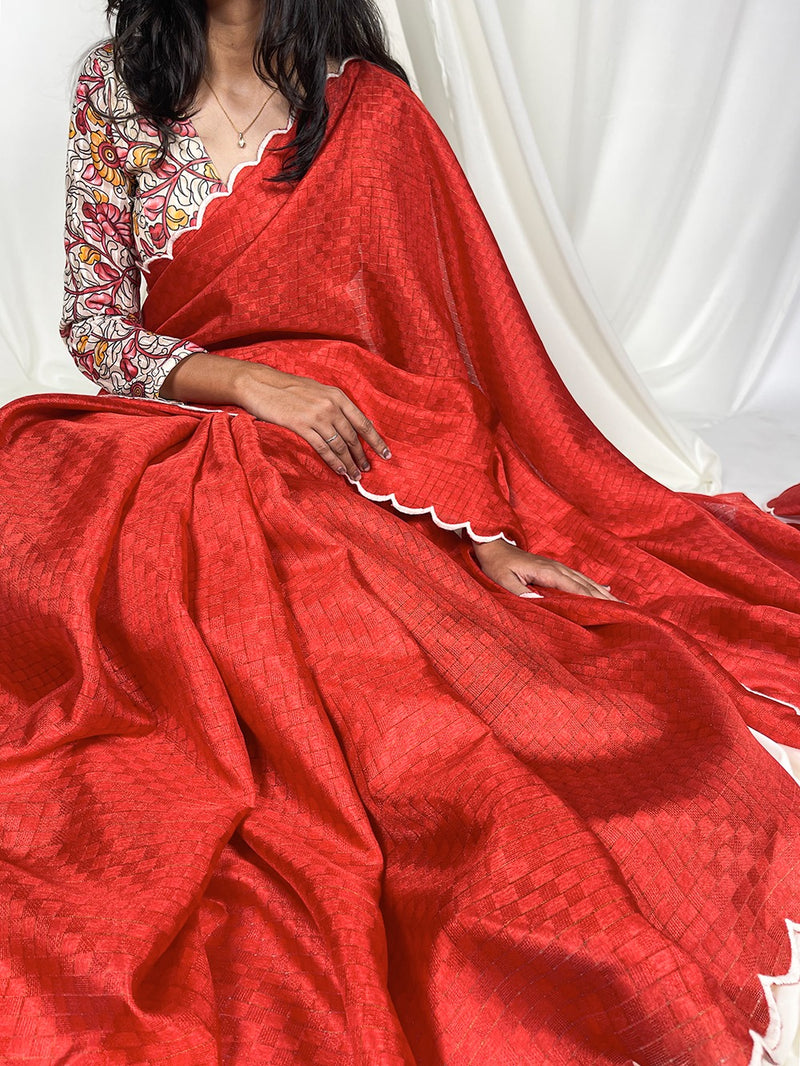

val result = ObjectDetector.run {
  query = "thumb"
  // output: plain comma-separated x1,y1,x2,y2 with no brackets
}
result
506,567,544,599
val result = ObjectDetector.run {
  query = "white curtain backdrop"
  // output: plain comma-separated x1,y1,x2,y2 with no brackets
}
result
2,1,800,494
391,0,800,493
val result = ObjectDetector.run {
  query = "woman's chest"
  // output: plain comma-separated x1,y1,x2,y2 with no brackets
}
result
119,122,228,266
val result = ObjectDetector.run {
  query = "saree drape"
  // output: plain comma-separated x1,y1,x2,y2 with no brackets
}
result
1,58,799,1065
770,485,800,527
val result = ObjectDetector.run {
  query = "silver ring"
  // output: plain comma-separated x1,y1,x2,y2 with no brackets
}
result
325,432,340,443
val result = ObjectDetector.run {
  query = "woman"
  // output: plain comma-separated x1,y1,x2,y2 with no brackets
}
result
0,0,798,1062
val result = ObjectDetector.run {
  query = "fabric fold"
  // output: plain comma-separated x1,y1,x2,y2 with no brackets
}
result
769,483,800,526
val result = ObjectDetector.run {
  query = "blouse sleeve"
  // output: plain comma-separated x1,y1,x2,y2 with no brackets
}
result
59,48,205,400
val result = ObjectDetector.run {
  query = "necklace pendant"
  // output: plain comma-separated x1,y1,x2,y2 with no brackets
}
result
238,132,246,149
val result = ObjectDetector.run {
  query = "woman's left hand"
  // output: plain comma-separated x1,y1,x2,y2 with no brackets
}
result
471,538,619,600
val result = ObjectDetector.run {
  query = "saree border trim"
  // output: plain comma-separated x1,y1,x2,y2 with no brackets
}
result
742,686,800,717
749,918,800,1065
349,478,517,546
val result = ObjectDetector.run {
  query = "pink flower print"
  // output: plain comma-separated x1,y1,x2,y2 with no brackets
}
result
82,201,125,243
75,102,90,137
85,290,115,312
93,261,122,284
148,222,167,248
120,349,139,381
141,195,166,222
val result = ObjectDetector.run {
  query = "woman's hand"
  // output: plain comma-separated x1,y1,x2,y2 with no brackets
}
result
471,538,618,600
160,353,391,479
237,364,391,479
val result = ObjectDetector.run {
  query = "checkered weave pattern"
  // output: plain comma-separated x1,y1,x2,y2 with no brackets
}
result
0,59,799,1064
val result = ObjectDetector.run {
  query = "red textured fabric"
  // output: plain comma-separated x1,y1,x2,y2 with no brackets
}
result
769,484,800,525
1,58,799,1065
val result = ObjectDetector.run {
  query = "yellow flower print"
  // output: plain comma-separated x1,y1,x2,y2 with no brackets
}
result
166,206,190,231
76,336,89,354
90,130,125,187
79,246,101,266
204,162,219,181
69,121,76,140
93,190,110,205
131,144,157,169
94,340,109,367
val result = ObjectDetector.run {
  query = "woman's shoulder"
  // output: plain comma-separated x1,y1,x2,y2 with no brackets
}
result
73,39,134,118
347,59,444,147
344,58,456,172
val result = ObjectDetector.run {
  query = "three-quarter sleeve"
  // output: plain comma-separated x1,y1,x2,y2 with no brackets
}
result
59,51,206,400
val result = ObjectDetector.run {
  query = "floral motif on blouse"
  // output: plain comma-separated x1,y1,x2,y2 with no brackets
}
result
60,42,227,400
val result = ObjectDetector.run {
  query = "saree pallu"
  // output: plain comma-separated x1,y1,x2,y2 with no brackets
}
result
1,58,799,1065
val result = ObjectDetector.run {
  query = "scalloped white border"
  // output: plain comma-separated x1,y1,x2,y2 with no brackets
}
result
347,475,517,545
149,55,357,268
750,919,800,1065
743,685,800,717
346,476,547,598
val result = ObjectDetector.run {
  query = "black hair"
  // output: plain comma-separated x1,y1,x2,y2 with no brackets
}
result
105,0,410,183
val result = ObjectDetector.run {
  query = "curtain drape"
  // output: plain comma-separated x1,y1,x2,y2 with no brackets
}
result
390,0,800,492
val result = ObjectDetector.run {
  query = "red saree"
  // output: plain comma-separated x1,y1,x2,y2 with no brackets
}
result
1,57,800,1065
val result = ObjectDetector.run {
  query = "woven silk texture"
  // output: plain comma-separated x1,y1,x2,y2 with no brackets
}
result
1,54,799,1066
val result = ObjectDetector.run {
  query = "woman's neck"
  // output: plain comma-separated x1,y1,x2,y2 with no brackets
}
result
205,0,265,84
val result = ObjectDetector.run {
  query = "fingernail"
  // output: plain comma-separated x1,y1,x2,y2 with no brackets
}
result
352,471,361,481
338,467,347,475
382,449,391,459
361,462,370,472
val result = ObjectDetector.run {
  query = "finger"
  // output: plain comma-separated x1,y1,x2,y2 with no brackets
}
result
314,425,364,480
329,417,372,473
302,428,351,477
528,567,611,600
339,398,391,460
556,570,613,599
502,569,536,596
565,569,620,601
555,572,600,597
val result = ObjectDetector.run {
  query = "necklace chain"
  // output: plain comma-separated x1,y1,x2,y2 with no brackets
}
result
202,76,280,149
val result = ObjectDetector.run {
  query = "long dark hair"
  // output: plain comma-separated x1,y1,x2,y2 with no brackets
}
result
105,0,410,183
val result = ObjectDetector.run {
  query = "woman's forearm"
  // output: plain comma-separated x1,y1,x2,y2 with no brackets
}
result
159,352,277,407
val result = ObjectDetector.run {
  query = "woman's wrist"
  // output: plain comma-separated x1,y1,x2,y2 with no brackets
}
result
159,351,275,408
469,536,511,559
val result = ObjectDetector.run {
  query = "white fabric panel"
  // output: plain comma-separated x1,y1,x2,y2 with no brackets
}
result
393,0,800,489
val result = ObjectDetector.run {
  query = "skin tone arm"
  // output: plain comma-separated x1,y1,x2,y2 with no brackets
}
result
160,352,392,479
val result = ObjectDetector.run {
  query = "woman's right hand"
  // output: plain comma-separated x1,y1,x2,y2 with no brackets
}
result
160,352,392,480
238,363,392,479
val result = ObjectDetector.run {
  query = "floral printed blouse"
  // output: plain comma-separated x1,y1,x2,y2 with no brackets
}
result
61,41,287,402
